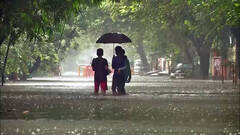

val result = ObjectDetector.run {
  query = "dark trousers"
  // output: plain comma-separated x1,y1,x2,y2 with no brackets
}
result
112,73,126,95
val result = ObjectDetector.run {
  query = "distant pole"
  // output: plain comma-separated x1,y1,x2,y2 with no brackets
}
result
232,63,235,85
222,63,224,84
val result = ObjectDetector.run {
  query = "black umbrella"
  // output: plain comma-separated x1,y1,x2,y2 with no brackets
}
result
96,32,131,44
96,32,131,55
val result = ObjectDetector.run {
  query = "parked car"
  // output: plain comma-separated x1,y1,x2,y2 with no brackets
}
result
170,63,193,79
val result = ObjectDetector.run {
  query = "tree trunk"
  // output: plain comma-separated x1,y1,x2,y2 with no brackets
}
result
188,34,212,79
184,47,193,63
0,36,7,84
199,47,210,79
136,44,150,72
237,35,240,80
230,27,240,80
135,36,150,72
0,36,5,47
1,39,11,86
29,56,41,74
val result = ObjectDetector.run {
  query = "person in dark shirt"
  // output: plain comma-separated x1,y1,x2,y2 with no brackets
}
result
118,49,131,94
118,49,131,83
91,48,109,95
112,46,126,95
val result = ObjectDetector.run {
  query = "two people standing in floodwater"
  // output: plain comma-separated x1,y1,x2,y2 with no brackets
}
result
91,46,131,96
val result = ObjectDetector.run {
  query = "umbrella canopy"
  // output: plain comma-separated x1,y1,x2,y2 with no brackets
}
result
96,32,131,44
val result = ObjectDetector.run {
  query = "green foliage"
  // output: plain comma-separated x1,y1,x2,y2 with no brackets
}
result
1,0,238,79
0,0,104,80
3,0,102,43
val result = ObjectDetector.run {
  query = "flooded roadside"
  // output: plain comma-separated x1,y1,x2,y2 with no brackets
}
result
0,76,239,135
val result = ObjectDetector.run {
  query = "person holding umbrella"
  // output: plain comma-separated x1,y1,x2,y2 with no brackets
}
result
116,48,131,95
112,46,130,95
118,48,131,83
96,32,132,95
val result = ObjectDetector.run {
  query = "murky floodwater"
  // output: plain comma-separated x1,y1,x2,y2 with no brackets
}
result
0,76,239,135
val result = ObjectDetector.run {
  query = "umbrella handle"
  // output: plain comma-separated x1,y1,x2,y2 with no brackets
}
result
113,44,114,56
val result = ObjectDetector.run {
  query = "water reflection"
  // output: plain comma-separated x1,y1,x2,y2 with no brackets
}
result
0,76,239,135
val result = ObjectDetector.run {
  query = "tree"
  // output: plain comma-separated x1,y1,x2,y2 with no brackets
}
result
147,0,239,79
0,0,103,85
108,0,239,78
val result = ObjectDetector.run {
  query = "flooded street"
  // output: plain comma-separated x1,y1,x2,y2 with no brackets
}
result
0,76,239,135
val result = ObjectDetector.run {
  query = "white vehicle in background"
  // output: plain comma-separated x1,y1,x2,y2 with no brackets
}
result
170,63,193,79
134,59,143,75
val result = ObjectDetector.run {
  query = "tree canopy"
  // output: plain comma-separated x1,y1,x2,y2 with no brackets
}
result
1,0,239,84
0,0,104,84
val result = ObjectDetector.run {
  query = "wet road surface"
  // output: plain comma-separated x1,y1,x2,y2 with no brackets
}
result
0,76,239,135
